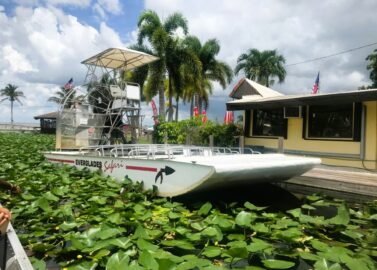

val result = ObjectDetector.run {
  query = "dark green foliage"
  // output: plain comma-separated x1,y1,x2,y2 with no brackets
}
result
153,118,242,146
0,133,377,269
366,49,377,88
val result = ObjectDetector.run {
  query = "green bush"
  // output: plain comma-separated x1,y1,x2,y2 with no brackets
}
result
153,117,242,147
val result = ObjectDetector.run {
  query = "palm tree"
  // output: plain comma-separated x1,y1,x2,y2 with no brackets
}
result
48,86,80,108
183,36,233,114
0,84,25,124
138,10,201,122
234,49,286,87
366,49,377,88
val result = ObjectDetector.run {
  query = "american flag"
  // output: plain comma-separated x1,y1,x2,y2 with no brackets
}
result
311,72,320,94
64,78,73,90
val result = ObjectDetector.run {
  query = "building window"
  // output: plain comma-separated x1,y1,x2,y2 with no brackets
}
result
252,109,287,138
306,103,360,140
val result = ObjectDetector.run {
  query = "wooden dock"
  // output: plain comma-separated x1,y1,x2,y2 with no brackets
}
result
277,166,377,202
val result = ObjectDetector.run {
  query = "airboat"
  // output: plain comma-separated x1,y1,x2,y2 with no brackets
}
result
44,47,320,197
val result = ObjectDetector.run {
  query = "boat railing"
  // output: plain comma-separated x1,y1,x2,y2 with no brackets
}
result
0,220,33,270
78,144,260,159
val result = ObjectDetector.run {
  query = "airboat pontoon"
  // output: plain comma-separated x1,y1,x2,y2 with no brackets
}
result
44,47,320,197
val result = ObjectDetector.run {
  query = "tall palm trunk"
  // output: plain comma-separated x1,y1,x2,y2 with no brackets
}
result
168,78,174,122
11,100,13,125
190,96,194,117
158,87,165,121
175,97,179,121
198,97,203,115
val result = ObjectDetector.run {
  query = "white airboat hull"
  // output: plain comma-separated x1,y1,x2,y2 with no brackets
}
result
44,152,320,197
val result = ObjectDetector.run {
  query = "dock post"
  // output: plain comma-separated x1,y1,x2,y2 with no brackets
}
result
239,135,244,154
209,134,214,149
277,137,284,153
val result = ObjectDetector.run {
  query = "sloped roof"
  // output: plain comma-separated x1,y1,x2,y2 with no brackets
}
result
229,78,284,100
81,47,159,70
34,112,58,120
227,89,377,110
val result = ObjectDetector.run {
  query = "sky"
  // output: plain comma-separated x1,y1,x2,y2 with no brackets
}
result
1,0,377,125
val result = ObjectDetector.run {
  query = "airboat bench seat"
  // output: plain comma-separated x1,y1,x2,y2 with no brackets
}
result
110,84,141,100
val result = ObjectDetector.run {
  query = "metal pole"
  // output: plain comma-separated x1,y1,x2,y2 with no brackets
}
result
209,134,214,149
278,137,284,153
239,135,244,154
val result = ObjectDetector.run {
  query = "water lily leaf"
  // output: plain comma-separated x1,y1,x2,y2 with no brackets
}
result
310,239,330,252
114,200,124,208
30,257,46,270
108,213,122,224
155,258,176,270
326,204,350,226
251,223,269,233
161,240,195,250
244,202,267,211
60,221,79,231
92,249,111,260
262,259,295,269
191,222,205,231
134,225,150,239
138,250,159,270
302,204,316,210
298,251,320,261
168,211,181,220
176,258,211,270
106,251,130,270
306,194,322,201
227,234,245,241
108,237,132,249
198,202,212,215
137,238,158,251
202,227,218,237
227,240,247,248
21,193,35,201
226,247,248,259
97,227,124,240
185,232,201,242
235,211,253,227
67,261,98,270
341,229,363,240
175,226,190,235
32,197,51,212
211,216,233,230
88,195,107,205
43,191,59,201
247,238,271,252
202,246,222,258
313,259,342,270
287,208,301,218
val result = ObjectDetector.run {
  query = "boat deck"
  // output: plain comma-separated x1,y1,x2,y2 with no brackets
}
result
277,165,377,202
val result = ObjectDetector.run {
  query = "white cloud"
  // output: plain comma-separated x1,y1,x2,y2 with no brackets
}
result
0,5,126,123
97,0,121,14
2,45,38,73
93,0,122,19
44,0,91,8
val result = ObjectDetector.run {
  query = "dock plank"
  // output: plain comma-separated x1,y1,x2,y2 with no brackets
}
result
278,166,377,202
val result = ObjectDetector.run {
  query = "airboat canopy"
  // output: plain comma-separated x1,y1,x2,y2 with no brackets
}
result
81,47,159,70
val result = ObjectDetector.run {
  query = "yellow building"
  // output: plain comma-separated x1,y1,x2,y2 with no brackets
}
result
227,78,377,170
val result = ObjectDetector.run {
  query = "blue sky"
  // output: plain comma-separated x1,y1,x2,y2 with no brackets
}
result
1,0,377,125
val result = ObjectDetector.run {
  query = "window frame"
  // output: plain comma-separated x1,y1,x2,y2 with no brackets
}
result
251,108,288,139
304,102,361,141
